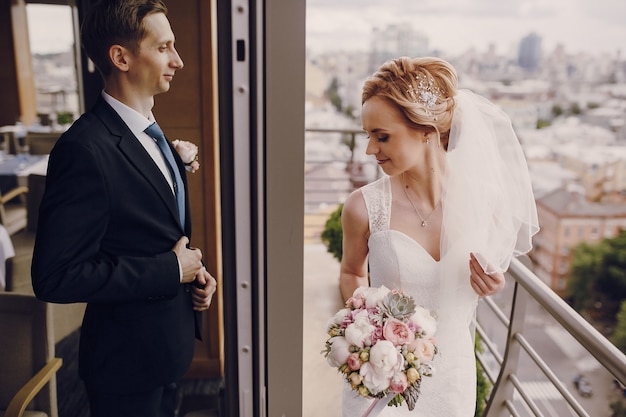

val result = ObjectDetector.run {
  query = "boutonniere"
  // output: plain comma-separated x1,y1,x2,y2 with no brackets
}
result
172,140,200,173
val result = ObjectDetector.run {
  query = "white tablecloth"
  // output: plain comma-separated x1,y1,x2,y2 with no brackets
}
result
0,225,15,289
16,154,49,187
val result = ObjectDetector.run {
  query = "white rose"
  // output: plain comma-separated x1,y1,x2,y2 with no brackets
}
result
326,336,351,368
326,308,350,331
172,140,199,164
360,340,403,394
345,310,375,348
410,306,437,336
365,285,391,309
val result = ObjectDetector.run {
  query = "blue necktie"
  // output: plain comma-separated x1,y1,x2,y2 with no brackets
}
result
144,122,185,227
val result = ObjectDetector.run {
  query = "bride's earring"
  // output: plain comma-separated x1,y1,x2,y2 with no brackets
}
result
425,134,430,145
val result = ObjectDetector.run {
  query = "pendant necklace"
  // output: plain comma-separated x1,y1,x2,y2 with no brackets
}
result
401,174,441,227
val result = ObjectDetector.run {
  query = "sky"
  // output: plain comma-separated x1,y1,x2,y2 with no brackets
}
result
26,1,626,56
27,4,75,54
306,0,626,56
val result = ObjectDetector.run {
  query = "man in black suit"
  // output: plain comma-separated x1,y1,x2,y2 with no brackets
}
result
31,1,216,416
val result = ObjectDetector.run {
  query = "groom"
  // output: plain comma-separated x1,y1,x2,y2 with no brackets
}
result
31,1,216,416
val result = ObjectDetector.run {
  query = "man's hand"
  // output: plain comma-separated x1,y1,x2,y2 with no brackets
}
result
192,267,217,311
172,236,203,284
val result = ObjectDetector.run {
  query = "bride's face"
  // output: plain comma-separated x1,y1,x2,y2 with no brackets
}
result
362,96,426,176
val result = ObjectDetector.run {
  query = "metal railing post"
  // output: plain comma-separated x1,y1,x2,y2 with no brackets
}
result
484,281,530,417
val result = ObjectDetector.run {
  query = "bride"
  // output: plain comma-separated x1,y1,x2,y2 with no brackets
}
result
339,57,539,416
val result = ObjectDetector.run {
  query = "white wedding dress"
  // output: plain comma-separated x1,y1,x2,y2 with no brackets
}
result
341,176,478,417
341,90,539,417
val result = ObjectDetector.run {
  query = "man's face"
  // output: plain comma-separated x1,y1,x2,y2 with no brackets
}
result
127,12,184,98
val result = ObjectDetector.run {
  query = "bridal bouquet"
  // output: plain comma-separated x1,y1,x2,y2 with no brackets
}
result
323,286,437,411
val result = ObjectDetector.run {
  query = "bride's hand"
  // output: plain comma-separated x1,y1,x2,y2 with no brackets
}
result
469,252,505,297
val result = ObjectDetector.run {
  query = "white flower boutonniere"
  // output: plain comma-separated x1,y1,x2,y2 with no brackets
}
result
172,140,200,173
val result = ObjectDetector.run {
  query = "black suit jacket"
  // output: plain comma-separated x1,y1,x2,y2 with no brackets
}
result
32,97,200,394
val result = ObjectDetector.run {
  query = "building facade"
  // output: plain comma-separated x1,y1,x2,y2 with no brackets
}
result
531,188,626,296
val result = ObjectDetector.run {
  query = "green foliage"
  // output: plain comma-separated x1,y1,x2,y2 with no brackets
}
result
345,104,356,119
610,399,626,417
320,204,343,262
475,334,491,417
325,77,343,113
56,111,74,125
552,104,563,118
612,300,626,354
568,242,605,311
536,119,551,129
568,231,626,319
569,102,582,115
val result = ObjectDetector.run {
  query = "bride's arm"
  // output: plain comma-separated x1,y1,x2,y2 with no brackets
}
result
339,190,370,302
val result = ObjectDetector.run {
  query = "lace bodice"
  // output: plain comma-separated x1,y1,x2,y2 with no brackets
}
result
342,176,476,417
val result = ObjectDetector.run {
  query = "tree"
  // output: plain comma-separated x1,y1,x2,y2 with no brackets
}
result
325,77,343,113
568,231,626,320
612,300,626,354
569,102,582,115
610,399,626,417
568,242,606,312
552,104,563,118
536,119,551,129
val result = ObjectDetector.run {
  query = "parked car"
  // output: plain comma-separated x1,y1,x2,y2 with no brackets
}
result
573,374,593,397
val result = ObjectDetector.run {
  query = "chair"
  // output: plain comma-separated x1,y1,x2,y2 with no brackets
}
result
0,293,62,417
24,133,60,156
0,186,28,236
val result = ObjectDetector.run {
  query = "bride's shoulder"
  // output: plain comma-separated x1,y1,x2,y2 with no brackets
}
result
342,189,368,225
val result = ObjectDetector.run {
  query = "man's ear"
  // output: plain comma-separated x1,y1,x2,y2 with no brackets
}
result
109,45,130,72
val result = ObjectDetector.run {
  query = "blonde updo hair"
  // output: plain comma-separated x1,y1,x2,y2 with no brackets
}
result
362,56,458,149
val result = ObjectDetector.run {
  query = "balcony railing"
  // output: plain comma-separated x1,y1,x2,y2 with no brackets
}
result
305,127,626,417
304,127,378,242
479,256,626,416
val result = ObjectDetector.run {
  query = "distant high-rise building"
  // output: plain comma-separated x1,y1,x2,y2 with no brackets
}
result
518,32,542,72
368,23,429,73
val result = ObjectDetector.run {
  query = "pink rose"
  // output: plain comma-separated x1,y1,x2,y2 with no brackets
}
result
389,372,408,394
409,338,436,362
383,318,415,346
188,160,200,173
346,296,364,309
347,352,362,370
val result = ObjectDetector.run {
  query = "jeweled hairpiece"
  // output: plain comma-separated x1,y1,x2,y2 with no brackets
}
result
406,73,441,114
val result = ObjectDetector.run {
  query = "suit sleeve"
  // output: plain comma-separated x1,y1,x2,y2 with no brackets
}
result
31,141,180,303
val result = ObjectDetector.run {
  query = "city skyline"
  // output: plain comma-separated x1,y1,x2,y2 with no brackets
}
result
26,2,626,58
307,0,626,57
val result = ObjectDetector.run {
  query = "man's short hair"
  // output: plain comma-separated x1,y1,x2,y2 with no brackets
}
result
81,0,168,78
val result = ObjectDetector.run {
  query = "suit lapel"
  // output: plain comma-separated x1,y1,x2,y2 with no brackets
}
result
92,99,183,230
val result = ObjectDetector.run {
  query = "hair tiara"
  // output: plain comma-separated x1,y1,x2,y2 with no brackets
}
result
406,73,441,115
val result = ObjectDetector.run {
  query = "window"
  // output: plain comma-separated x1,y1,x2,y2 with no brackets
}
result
26,4,80,126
